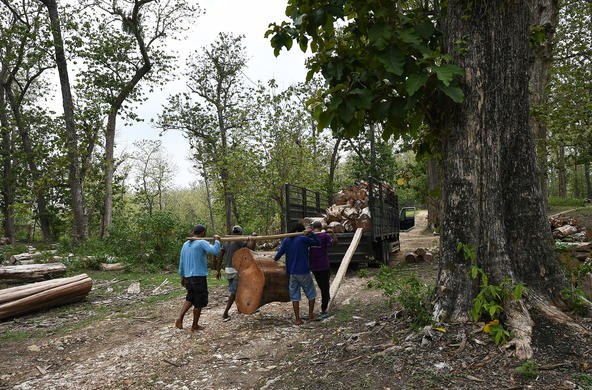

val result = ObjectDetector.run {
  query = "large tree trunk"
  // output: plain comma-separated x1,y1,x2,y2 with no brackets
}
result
426,157,440,230
529,0,558,210
217,107,233,234
558,145,567,199
3,85,52,241
0,88,15,243
203,167,217,234
101,5,152,237
41,0,88,241
435,0,570,360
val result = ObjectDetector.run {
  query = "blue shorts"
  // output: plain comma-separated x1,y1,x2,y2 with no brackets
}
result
228,275,239,295
289,273,317,302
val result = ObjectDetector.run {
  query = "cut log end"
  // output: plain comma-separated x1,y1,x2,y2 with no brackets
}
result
233,248,289,314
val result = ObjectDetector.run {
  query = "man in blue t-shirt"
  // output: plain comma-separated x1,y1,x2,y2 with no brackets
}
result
176,224,220,331
274,222,320,325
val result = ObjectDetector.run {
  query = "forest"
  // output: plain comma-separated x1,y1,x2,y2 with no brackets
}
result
0,0,592,389
0,1,589,266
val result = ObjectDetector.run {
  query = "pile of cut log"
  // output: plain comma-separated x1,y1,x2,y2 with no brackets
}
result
549,216,590,241
0,274,92,320
0,263,67,283
303,181,395,233
0,237,10,245
405,248,434,263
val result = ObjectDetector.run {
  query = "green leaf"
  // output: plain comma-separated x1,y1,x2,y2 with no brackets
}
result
398,28,421,45
378,46,405,76
471,267,478,279
433,63,464,86
406,73,428,96
513,284,523,301
438,83,464,103
482,273,488,287
350,88,373,110
415,21,436,39
368,25,391,50
389,98,406,117
371,100,390,121
457,242,463,252
317,110,334,130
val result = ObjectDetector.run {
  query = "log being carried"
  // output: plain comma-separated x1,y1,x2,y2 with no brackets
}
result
230,227,364,324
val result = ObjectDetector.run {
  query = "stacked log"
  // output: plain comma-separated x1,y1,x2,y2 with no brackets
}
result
0,274,92,320
0,237,10,245
405,248,435,263
304,181,395,233
549,216,586,240
0,263,67,283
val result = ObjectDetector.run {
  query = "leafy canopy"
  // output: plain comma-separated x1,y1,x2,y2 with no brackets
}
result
266,0,464,140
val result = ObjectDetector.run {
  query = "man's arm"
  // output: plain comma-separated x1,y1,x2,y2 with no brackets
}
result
247,232,257,250
306,231,320,247
178,248,185,286
327,229,338,246
204,235,222,255
215,248,226,280
274,239,287,261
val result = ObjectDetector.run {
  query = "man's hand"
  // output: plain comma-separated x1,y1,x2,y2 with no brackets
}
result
216,270,222,280
213,234,221,241
180,277,185,287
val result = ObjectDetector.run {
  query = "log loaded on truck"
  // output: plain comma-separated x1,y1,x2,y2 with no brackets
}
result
285,177,416,265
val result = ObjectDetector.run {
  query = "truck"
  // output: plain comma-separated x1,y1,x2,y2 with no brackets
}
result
285,177,415,265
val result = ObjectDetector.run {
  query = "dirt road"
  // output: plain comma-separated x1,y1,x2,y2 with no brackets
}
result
390,210,439,266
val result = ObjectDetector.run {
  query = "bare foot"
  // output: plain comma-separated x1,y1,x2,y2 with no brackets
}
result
191,325,205,331
307,314,319,321
295,319,304,325
175,318,183,329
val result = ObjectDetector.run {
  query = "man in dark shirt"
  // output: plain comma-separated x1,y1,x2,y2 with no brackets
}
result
215,225,256,321
274,222,320,325
309,221,338,318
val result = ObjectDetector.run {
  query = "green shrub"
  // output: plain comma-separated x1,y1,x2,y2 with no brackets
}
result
368,266,433,329
548,197,586,207
516,360,539,380
107,210,190,270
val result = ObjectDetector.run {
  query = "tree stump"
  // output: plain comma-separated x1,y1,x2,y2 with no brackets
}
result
232,248,290,314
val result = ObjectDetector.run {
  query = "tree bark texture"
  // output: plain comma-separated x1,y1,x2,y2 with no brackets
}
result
0,88,15,243
41,0,88,241
529,0,558,209
435,1,569,358
426,157,440,230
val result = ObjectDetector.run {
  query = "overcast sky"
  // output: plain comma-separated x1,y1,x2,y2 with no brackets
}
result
116,0,309,188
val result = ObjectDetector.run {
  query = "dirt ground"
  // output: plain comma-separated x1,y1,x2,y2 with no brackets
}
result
1,212,592,389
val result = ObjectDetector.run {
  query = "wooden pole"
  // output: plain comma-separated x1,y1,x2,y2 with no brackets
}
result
327,228,363,312
186,231,310,242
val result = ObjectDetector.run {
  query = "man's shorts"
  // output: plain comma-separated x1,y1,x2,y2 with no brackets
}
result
289,273,317,302
227,275,239,295
185,276,208,308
